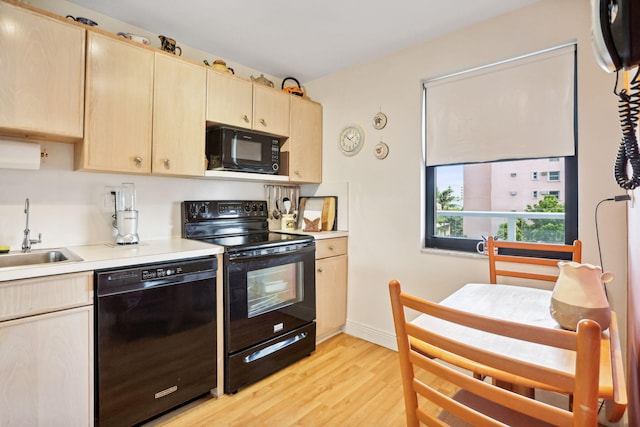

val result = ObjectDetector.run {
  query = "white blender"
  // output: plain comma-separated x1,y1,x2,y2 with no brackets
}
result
115,182,140,245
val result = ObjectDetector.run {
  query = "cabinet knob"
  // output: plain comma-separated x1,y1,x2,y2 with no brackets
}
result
134,156,143,166
164,158,171,168
317,267,323,273
329,245,335,251
295,170,301,176
242,115,249,123
259,118,267,127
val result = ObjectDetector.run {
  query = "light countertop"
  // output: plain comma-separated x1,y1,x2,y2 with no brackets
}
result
0,238,223,282
276,230,349,239
0,231,348,282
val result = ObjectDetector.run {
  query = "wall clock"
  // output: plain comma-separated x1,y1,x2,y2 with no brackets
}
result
338,124,365,156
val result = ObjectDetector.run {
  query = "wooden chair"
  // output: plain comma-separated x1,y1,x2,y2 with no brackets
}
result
389,280,601,426
487,237,582,285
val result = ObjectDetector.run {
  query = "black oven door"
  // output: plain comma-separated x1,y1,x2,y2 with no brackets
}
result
224,242,315,354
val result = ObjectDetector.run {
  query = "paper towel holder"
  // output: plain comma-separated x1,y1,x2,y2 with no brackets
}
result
0,139,42,170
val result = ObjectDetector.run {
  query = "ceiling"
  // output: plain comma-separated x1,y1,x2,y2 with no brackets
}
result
67,0,539,83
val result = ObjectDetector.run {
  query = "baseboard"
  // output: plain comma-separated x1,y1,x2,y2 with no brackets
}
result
344,320,397,351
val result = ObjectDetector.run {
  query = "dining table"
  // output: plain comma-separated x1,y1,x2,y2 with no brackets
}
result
410,283,627,423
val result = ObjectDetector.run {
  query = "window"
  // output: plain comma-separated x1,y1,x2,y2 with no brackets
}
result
429,158,575,250
424,44,577,253
547,171,561,181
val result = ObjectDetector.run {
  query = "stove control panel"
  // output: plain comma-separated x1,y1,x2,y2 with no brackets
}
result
182,200,268,221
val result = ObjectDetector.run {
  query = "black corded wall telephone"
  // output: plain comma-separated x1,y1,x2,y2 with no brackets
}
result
591,0,640,189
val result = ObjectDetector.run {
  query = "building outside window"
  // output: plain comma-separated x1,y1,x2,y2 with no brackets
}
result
547,170,561,181
424,43,577,253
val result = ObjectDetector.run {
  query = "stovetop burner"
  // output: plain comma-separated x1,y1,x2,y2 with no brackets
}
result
181,200,312,251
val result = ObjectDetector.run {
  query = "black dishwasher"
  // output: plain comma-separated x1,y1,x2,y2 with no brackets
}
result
95,256,217,427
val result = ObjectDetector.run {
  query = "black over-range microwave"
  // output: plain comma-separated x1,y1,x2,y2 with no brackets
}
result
206,127,280,174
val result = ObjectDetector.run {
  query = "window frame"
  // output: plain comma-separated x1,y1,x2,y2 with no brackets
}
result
423,45,578,255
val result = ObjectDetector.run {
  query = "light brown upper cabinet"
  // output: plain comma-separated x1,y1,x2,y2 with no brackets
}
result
76,32,154,174
286,96,322,183
207,71,290,137
0,1,85,142
252,84,290,137
153,54,207,176
206,71,254,129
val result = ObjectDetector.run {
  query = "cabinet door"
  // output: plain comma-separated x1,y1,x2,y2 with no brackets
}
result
253,85,290,137
153,54,206,176
77,32,153,173
288,97,322,183
0,2,84,141
206,71,253,129
316,254,348,341
0,306,93,426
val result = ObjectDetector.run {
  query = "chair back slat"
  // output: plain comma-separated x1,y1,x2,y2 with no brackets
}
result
487,237,582,285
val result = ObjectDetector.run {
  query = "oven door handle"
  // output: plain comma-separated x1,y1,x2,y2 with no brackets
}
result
243,332,308,364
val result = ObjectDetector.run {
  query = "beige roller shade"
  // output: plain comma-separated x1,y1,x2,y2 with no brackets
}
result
425,43,575,167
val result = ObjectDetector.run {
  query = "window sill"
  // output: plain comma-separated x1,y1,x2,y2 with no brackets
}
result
421,247,487,260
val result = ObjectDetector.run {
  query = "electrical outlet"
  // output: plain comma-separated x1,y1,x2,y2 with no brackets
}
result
104,186,119,210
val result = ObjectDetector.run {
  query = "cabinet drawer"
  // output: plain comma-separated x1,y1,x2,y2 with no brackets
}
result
315,238,347,259
0,272,93,322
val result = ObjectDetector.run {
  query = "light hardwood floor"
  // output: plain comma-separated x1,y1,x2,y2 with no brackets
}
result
147,333,613,427
148,333,447,426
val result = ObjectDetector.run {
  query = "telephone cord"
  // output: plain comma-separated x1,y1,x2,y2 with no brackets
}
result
614,68,640,190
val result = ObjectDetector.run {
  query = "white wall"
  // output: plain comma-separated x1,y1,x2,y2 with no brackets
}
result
306,0,630,351
0,142,266,248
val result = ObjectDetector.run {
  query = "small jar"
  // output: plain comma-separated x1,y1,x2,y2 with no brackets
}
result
281,214,295,231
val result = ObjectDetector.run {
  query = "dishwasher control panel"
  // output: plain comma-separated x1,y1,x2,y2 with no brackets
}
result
96,257,217,296
141,266,183,280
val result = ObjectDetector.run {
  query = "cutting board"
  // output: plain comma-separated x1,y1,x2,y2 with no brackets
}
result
299,197,337,231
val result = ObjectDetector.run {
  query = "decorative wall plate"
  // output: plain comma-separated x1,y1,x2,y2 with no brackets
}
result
374,141,389,159
373,112,387,130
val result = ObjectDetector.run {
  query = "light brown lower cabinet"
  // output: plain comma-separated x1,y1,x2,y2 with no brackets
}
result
315,237,348,342
0,272,93,426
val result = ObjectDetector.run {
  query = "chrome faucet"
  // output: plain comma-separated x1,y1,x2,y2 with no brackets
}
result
22,198,42,253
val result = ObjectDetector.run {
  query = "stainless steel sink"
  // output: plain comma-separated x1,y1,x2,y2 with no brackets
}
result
0,248,83,269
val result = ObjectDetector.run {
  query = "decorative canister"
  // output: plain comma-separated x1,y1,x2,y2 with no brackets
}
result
281,214,295,231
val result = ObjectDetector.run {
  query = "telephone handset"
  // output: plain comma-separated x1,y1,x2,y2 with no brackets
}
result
591,0,640,190
591,0,620,71
592,0,640,72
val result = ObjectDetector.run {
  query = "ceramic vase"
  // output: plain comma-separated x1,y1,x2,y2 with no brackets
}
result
550,261,612,331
